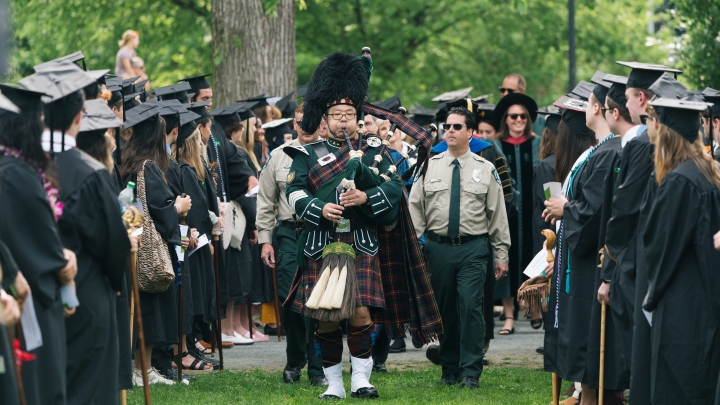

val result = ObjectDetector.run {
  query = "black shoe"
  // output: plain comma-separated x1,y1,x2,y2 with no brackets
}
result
439,374,459,385
461,376,479,389
283,368,301,383
493,310,501,317
372,363,387,373
536,346,544,355
388,339,406,353
351,387,380,398
425,344,440,365
157,367,196,382
499,313,506,321
310,375,329,386
411,336,423,349
189,348,220,370
264,325,278,336
482,355,489,366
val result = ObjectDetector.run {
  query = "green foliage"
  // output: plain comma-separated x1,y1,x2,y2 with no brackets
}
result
7,0,212,87
296,0,671,107
670,0,720,89
128,365,553,404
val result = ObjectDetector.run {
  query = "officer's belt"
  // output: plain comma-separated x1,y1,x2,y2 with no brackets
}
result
279,220,303,232
426,231,486,246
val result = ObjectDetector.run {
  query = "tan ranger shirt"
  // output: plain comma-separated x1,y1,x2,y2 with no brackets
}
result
257,139,302,245
409,149,511,264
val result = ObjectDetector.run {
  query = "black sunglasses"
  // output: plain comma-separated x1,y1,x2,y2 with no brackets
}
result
442,123,466,131
639,114,650,125
499,87,515,94
601,106,611,115
508,113,527,120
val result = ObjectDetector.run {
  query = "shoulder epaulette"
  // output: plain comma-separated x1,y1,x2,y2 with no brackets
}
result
283,143,310,159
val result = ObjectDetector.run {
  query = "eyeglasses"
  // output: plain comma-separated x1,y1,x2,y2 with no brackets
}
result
601,106,611,115
442,123,466,131
508,113,527,121
499,87,516,94
295,119,302,126
328,112,356,120
639,114,651,125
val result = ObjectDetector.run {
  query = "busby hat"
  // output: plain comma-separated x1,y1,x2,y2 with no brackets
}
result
300,51,372,135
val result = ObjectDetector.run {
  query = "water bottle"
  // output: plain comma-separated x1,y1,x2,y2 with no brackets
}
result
118,181,136,211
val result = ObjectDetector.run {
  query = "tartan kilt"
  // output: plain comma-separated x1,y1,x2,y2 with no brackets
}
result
288,231,385,315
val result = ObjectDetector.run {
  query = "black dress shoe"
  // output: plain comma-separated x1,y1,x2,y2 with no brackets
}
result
425,344,440,365
264,325,278,336
482,355,489,366
372,363,387,372
351,387,380,398
439,374,459,385
283,368,301,383
411,336,423,349
536,346,545,355
310,375,329,386
461,376,479,389
388,339,406,353
499,313,506,321
157,367,196,382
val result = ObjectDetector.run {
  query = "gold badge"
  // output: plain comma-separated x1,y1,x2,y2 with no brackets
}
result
286,171,296,183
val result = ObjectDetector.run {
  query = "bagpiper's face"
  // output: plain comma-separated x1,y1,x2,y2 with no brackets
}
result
326,105,358,139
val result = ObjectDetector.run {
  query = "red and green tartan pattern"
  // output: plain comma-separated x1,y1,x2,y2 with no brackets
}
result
306,143,351,194
289,232,384,313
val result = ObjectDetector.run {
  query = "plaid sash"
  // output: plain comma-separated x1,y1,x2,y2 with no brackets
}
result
306,142,443,344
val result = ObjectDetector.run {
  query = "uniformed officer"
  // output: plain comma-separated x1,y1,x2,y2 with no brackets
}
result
409,106,511,389
257,103,328,386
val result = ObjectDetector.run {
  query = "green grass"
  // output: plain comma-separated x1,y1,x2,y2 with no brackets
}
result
127,363,552,404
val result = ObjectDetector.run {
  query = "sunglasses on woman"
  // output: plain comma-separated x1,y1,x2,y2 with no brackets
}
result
639,114,651,125
508,113,527,121
442,123,466,131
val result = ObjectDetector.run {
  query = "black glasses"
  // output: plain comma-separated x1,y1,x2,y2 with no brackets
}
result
499,87,515,94
601,106,611,115
508,113,527,121
639,114,650,125
328,112,356,120
295,119,302,126
442,123,466,131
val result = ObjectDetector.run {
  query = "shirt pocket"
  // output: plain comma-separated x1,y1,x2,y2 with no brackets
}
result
425,181,449,207
462,183,488,214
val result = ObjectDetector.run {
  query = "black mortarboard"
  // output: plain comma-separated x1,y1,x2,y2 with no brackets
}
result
0,84,45,113
188,101,211,119
210,104,246,129
603,74,628,106
446,97,485,129
19,63,95,102
176,110,202,147
494,92,539,131
154,82,192,103
0,93,20,115
616,61,683,90
702,88,720,116
33,51,86,72
567,80,595,101
540,106,562,134
144,98,189,131
265,123,293,149
650,97,710,142
561,108,594,139
648,73,687,99
178,74,211,93
297,83,309,98
375,93,402,111
134,79,148,93
107,85,123,106
124,102,160,129
123,92,142,112
238,94,270,108
79,99,122,132
409,104,438,127
86,69,110,86
431,87,473,103
553,95,589,112
472,94,493,104
590,71,611,104
106,77,122,88
274,92,297,119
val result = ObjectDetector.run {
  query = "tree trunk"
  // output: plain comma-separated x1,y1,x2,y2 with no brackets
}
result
211,0,296,107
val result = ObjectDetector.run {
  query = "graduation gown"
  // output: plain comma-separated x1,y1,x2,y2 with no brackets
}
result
0,155,67,405
531,154,555,253
586,147,629,391
124,162,182,345
630,174,658,405
642,159,720,404
56,148,131,405
0,241,20,405
545,136,619,383
178,162,217,326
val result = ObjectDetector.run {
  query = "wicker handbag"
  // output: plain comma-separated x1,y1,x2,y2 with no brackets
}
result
135,160,175,293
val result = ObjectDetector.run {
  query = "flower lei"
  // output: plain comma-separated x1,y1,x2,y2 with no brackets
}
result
0,145,63,221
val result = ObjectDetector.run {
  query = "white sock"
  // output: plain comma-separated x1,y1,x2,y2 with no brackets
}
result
321,363,346,398
350,356,374,392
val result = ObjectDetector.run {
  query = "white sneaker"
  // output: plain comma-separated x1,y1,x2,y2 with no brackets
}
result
148,368,176,385
132,369,145,387
233,332,255,345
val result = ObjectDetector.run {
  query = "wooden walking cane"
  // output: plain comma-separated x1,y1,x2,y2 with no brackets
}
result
177,212,188,383
130,249,151,405
10,325,28,405
599,300,607,405
270,261,284,342
211,235,224,369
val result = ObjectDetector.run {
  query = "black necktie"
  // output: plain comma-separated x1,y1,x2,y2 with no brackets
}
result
448,158,460,239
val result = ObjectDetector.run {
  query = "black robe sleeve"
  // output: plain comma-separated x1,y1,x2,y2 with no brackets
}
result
564,147,617,256
212,123,254,201
179,164,213,236
59,169,131,291
642,173,698,312
0,161,66,306
142,162,182,245
531,155,555,253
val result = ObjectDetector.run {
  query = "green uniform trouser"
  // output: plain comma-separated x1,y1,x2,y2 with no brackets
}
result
274,223,323,377
425,235,489,379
